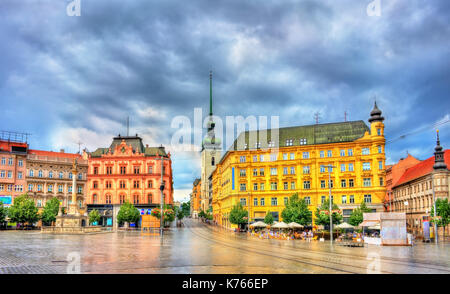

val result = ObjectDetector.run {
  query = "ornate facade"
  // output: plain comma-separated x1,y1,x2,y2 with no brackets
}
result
212,103,387,230
391,132,449,238
26,149,87,212
190,178,201,217
85,135,173,227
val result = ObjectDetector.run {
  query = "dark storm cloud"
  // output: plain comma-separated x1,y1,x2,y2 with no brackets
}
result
0,0,449,199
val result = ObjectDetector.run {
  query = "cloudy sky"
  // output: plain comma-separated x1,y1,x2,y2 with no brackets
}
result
1,0,449,201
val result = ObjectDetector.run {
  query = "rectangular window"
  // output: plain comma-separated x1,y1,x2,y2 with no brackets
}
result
363,162,371,171
290,166,295,174
290,153,295,160
291,182,296,190
340,149,345,157
328,180,333,188
342,195,347,204
327,150,332,157
271,182,277,190
303,166,310,174
363,178,372,187
270,168,277,176
304,197,311,205
320,151,325,158
58,185,63,193
270,153,277,161
271,197,278,206
379,161,383,170
379,177,384,186
253,183,258,191
348,149,353,156
341,179,346,188
259,168,264,176
148,166,153,174
284,197,289,205
378,145,382,153
253,198,258,206
8,158,13,165
321,196,326,204
340,164,346,172
350,195,355,203
134,166,140,174
240,198,247,206
348,163,354,172
362,147,370,155
253,169,258,176
320,180,326,188
377,128,381,136
364,194,372,203
260,198,265,206
283,167,288,175
240,183,246,191
320,165,325,173
260,183,265,191
260,154,264,162
0,158,5,165
239,156,246,163
302,152,309,159
0,170,5,178
18,160,23,167
28,184,33,192
7,171,12,178
240,169,246,177
253,155,258,162
303,181,311,189
120,166,126,174
284,182,288,190
283,153,288,160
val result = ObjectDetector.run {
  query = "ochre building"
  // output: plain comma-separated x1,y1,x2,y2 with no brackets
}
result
190,178,201,218
85,135,173,227
212,103,387,229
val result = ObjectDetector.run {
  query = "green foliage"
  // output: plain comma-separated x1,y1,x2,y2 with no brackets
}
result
181,201,190,217
314,199,342,226
264,211,274,225
281,193,312,225
8,194,39,225
0,201,8,223
89,209,101,225
431,198,450,228
117,202,140,224
349,202,373,227
198,210,206,218
40,197,60,226
229,204,248,225
176,208,184,220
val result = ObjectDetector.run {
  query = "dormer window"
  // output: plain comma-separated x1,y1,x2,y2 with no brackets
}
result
299,138,307,145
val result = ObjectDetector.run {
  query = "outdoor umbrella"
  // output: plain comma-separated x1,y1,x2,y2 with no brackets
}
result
288,222,304,229
249,221,267,228
336,222,354,229
272,222,289,229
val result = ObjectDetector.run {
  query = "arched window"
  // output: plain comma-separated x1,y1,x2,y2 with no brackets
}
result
133,194,139,204
148,193,152,204
92,194,97,204
119,194,126,204
148,180,153,188
105,195,112,204
211,157,215,166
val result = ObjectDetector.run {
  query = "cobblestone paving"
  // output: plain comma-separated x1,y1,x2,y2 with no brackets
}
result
0,221,449,274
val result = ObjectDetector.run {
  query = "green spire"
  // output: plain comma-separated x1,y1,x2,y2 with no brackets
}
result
209,71,213,116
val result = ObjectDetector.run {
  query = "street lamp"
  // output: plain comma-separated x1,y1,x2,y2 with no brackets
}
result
431,175,438,244
159,155,166,236
324,165,336,243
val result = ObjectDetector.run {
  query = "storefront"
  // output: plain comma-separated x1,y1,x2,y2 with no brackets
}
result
87,204,114,227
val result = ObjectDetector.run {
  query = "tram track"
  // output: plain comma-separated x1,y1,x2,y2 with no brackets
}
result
187,221,450,274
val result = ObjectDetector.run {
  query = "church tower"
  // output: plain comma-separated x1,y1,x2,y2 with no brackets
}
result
200,72,221,213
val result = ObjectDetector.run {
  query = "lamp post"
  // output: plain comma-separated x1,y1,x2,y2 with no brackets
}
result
325,165,336,243
159,155,165,236
431,175,438,244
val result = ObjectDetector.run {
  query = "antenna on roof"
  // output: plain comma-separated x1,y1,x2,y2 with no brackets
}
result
76,141,83,154
344,111,348,122
314,112,321,124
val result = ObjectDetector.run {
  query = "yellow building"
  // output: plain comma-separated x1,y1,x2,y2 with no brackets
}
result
212,103,386,229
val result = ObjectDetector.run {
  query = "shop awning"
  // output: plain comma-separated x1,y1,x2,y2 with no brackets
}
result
360,220,380,227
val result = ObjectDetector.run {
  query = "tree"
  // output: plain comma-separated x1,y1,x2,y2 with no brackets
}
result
117,202,140,225
349,202,373,227
281,193,312,225
40,197,60,226
229,204,248,229
181,201,190,217
198,210,206,218
8,194,39,226
176,208,184,220
0,201,8,224
431,198,450,239
315,199,343,227
264,211,274,225
89,209,101,225
151,205,175,223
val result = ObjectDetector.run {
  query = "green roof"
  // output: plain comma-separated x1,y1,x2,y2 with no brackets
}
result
90,136,168,158
218,120,369,164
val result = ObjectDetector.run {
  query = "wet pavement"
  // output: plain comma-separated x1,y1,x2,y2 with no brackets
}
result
0,219,449,274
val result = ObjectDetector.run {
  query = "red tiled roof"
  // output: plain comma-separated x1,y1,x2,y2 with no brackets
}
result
394,149,450,187
28,149,82,159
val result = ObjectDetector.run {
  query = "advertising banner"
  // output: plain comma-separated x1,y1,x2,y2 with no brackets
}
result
0,195,12,207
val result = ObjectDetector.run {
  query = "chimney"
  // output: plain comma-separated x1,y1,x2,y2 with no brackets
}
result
60,149,65,153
